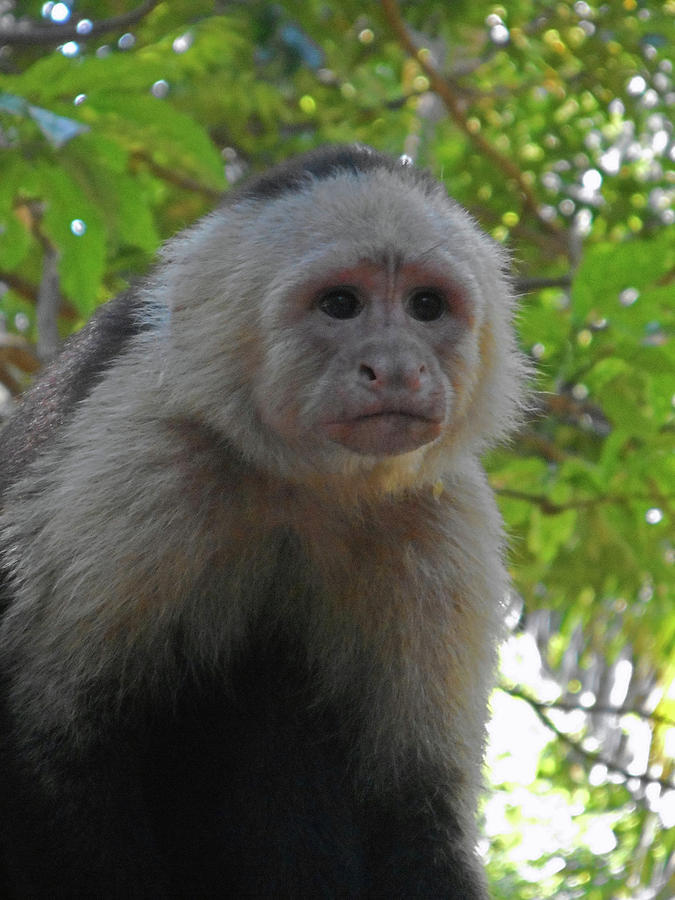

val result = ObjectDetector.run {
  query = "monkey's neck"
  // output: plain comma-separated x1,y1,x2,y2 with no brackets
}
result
162,407,457,513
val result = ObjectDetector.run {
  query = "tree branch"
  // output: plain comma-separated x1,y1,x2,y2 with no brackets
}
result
514,274,572,293
0,1,160,46
0,270,77,322
130,151,224,201
505,687,675,729
380,0,565,242
0,335,41,393
36,242,61,363
503,687,675,791
514,430,568,464
496,487,674,514
0,270,37,303
13,201,63,362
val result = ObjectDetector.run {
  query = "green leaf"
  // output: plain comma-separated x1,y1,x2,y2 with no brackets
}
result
86,93,224,188
526,507,578,564
0,155,36,270
34,163,105,315
64,138,159,254
572,229,675,323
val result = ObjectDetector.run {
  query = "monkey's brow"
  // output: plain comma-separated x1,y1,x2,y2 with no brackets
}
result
382,248,405,278
374,244,445,274
364,242,448,279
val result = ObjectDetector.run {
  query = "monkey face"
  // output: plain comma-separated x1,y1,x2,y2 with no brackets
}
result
163,166,521,480
300,260,468,457
255,249,479,465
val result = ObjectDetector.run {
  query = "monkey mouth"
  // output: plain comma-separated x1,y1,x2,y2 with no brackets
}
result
323,409,443,457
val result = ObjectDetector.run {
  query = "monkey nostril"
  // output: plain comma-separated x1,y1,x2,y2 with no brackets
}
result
359,364,377,382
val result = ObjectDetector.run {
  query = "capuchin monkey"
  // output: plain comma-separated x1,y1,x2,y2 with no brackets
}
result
0,145,526,898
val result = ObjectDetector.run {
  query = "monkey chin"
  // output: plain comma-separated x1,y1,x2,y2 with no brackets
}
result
324,413,442,457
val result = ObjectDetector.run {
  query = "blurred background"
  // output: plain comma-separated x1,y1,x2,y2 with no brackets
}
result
0,2,673,897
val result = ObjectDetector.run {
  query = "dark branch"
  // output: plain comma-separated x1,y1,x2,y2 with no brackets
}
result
503,686,675,791
0,1,160,46
496,487,674,514
130,151,224,201
36,243,61,363
505,687,675,729
0,270,37,303
0,335,41,393
514,275,573,293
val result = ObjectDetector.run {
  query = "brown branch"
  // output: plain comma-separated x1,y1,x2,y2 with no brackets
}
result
0,336,41,393
515,430,568,464
504,687,675,791
506,688,675,729
538,390,611,436
380,0,565,241
130,152,224,201
36,243,61,363
514,274,572,294
0,270,37,303
495,488,586,514
0,270,77,321
496,487,674,514
0,1,160,46
13,202,64,361
0,364,22,395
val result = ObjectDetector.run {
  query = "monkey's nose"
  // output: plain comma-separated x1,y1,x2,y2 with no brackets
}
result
358,361,426,392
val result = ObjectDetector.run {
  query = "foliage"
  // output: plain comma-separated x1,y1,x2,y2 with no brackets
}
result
0,1,673,897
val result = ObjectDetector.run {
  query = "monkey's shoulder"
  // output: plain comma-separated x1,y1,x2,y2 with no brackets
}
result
0,289,149,498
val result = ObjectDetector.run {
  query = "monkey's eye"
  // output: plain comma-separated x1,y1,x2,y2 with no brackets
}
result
407,290,446,322
317,288,362,320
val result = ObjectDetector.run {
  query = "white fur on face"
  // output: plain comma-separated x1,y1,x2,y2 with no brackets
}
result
153,168,526,483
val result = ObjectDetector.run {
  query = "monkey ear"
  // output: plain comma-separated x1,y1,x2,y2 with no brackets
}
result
399,154,414,167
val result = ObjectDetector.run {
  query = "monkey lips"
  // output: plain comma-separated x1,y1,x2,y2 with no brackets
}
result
323,406,443,456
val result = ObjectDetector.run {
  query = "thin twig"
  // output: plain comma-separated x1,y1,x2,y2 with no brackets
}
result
514,275,573,293
0,1,160,46
503,687,675,791
505,687,675,729
36,242,61,363
130,152,224,201
0,270,37,303
496,487,673,514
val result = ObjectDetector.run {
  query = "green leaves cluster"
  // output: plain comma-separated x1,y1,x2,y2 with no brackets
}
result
498,225,674,652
